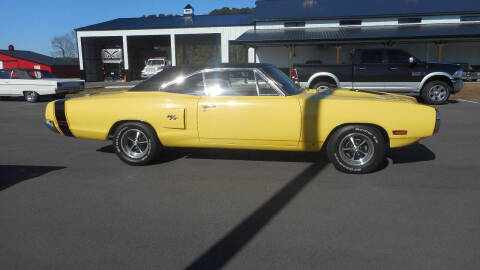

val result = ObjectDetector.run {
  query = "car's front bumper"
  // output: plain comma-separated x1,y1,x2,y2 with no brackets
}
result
452,79,464,93
44,119,59,134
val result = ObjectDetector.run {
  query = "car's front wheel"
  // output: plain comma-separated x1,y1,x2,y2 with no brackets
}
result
24,91,39,103
113,122,161,166
326,125,386,174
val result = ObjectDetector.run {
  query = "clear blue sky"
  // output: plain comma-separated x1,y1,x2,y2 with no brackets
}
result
0,0,256,56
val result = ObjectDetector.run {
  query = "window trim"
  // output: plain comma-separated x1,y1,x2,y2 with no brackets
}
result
284,21,306,28
339,20,362,26
161,68,286,97
461,15,480,22
398,17,422,24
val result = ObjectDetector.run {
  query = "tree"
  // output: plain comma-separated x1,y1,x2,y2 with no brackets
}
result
51,31,77,58
209,7,253,15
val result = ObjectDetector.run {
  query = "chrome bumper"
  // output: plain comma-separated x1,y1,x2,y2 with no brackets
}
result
45,120,59,134
452,79,464,93
434,109,441,135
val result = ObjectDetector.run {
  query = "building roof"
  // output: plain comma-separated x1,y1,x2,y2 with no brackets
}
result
253,0,480,21
76,14,253,31
234,23,480,44
0,49,76,66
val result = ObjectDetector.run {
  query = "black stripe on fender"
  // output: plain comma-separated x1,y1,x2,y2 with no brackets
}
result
54,99,73,137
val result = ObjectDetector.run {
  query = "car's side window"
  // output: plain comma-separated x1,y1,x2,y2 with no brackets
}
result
255,72,279,96
0,71,9,79
204,70,258,96
162,73,205,96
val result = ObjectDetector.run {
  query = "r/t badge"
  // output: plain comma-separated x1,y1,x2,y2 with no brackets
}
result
167,114,178,120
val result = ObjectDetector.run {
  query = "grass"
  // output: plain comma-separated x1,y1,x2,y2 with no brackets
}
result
452,82,480,100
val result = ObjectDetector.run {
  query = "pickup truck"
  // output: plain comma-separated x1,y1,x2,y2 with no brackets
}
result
293,48,464,104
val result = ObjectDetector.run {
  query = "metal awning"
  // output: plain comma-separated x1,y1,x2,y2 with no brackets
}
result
235,23,480,45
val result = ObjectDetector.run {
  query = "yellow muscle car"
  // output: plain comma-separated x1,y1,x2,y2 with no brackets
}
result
44,64,440,173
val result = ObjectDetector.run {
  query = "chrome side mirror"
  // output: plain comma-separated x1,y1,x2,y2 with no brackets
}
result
409,57,416,64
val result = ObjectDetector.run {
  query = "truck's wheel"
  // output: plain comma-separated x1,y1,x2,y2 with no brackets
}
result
312,82,336,91
326,125,386,174
24,91,39,103
113,122,161,166
421,81,451,105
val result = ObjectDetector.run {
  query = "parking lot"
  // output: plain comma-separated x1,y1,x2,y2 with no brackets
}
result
1,98,480,269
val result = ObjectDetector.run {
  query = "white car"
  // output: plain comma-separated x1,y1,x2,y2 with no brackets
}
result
0,69,85,102
141,58,171,79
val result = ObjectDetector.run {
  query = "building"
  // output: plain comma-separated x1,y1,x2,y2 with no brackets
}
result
76,0,480,82
0,45,80,78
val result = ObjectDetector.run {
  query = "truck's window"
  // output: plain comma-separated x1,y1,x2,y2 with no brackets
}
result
162,73,205,96
360,50,384,64
387,50,412,64
204,70,258,96
0,71,9,79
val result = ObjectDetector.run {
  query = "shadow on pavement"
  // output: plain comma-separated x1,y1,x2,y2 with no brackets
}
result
185,160,328,270
0,165,66,191
387,143,435,164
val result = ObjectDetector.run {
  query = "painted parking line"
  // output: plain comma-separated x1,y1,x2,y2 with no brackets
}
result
456,99,480,105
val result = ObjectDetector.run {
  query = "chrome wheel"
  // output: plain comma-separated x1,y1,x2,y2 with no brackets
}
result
24,91,39,103
316,84,332,91
338,133,374,167
120,129,151,159
428,85,447,102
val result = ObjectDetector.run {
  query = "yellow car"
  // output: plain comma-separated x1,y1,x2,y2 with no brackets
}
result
44,64,440,173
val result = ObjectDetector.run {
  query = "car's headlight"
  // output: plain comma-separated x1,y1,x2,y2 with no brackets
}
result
453,69,463,79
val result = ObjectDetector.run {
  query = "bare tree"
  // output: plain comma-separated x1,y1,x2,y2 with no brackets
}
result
51,31,78,58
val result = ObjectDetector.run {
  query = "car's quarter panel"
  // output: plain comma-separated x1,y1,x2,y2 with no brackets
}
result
47,91,200,147
198,96,302,147
298,90,437,151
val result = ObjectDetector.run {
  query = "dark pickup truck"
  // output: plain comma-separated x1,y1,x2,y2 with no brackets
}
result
293,48,464,104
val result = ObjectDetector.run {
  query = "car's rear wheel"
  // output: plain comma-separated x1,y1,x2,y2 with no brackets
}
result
312,82,336,91
421,81,451,105
113,122,161,166
326,125,386,174
24,91,39,103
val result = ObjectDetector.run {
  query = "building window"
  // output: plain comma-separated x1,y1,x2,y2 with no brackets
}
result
339,20,362,26
229,43,248,63
461,16,480,22
284,21,306,28
398,17,422,24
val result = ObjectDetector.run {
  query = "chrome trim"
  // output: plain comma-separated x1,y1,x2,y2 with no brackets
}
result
418,72,455,91
306,72,340,88
44,120,59,134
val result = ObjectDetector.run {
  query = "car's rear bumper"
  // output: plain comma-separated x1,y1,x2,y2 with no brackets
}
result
452,79,464,93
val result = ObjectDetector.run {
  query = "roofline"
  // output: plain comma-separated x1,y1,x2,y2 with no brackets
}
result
0,51,77,66
75,23,254,32
253,11,480,22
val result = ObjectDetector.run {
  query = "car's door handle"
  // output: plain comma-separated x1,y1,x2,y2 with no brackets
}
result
201,104,216,110
390,67,399,71
358,67,367,70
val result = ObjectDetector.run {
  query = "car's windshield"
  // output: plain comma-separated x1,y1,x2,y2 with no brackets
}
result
147,60,165,66
262,67,303,95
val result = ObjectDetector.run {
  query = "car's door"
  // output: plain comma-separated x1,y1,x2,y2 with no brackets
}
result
384,49,425,92
353,49,388,90
197,69,301,147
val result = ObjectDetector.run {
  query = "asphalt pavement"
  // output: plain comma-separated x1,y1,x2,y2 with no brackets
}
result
1,98,479,270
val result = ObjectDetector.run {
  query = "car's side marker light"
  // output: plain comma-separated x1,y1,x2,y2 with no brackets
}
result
393,130,408,135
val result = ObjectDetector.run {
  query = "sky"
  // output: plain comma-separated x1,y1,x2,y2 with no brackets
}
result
0,0,256,56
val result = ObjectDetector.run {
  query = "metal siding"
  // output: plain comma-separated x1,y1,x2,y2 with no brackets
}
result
235,23,480,44
253,0,480,21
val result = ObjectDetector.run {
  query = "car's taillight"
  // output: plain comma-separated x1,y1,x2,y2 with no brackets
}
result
291,68,298,80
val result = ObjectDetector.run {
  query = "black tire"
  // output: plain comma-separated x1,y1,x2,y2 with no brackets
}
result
326,125,386,174
24,91,39,103
312,82,336,91
421,81,451,105
113,122,161,166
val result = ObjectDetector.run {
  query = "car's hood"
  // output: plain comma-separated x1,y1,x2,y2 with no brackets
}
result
304,89,419,104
